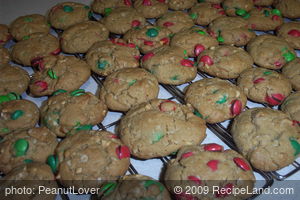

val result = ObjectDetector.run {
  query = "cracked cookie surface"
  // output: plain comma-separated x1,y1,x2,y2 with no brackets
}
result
282,58,300,91
134,0,169,19
277,21,300,50
281,92,300,123
119,99,207,159
231,108,300,171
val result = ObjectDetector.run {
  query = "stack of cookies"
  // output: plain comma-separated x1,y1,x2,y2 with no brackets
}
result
1,0,300,199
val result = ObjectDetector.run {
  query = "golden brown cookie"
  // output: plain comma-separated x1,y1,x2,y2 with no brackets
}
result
99,68,159,112
170,26,218,57
252,0,274,6
231,108,300,171
282,58,300,91
29,55,91,97
0,100,39,136
165,144,255,200
222,0,254,17
237,67,292,106
168,0,197,10
119,99,207,159
0,127,58,174
185,78,247,123
141,46,197,85
274,0,300,19
134,0,169,18
86,39,140,76
197,45,253,79
9,14,50,41
61,21,109,54
48,1,91,30
123,25,171,54
277,21,300,50
0,64,30,95
11,33,60,66
92,0,133,15
281,92,300,125
0,24,12,46
246,34,296,69
56,130,130,189
40,90,107,137
0,46,10,66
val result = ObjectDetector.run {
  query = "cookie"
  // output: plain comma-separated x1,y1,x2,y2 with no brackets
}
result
164,144,255,200
100,174,171,200
9,14,50,41
170,26,218,57
56,130,130,189
185,78,247,123
231,108,300,171
0,64,30,96
282,58,300,91
0,163,57,200
189,2,225,26
157,11,194,34
252,0,274,6
277,21,300,50
61,21,109,54
0,46,10,66
246,7,283,31
168,0,197,10
92,0,133,15
119,99,207,159
141,46,197,85
123,25,172,54
11,33,60,66
208,16,255,46
134,0,169,19
40,90,107,137
86,39,140,77
0,99,39,136
29,55,91,97
102,7,146,34
222,0,254,17
0,127,58,174
48,2,91,30
281,92,300,125
274,0,300,19
237,67,292,106
99,68,159,112
197,45,253,79
0,24,11,46
246,34,296,69
201,0,224,3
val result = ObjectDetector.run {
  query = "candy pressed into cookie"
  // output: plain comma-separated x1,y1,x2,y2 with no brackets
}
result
277,21,300,50
134,0,169,19
29,55,91,97
222,0,254,17
91,0,132,15
281,92,300,124
274,0,300,19
231,108,300,171
99,68,159,112
185,78,247,123
0,127,58,174
119,99,207,159
40,90,107,137
281,58,300,91
164,144,255,200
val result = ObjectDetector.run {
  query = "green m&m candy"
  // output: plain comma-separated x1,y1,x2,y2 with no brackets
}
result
63,5,74,12
14,139,29,157
11,110,24,120
146,28,159,38
47,155,59,173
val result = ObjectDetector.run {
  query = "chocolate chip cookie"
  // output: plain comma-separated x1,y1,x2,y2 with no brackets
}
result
48,2,91,30
208,16,255,46
237,67,292,106
281,92,300,124
0,99,39,136
99,68,159,112
282,58,300,91
9,14,50,41
185,78,247,123
102,7,145,34
119,99,207,159
141,46,197,85
61,21,109,54
246,34,296,69
11,33,60,66
86,39,140,76
40,90,107,137
231,108,300,171
0,64,30,95
197,45,253,79
170,26,218,57
123,25,171,54
0,46,10,66
29,55,91,97
0,127,58,174
134,0,169,18
56,130,130,189
164,144,255,200
277,21,300,50
157,11,194,34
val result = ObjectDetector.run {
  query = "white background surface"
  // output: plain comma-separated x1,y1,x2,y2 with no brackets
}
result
1,0,300,199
